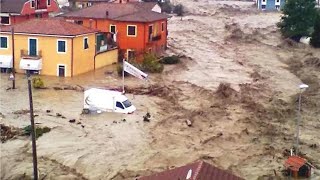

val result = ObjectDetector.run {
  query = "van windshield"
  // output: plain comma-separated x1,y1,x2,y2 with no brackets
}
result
122,100,132,108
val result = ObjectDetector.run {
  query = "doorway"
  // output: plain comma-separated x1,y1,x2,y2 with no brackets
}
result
58,65,65,77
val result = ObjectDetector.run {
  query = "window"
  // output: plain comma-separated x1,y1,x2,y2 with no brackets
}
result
57,40,66,53
127,50,135,60
0,37,8,49
0,16,10,25
110,25,116,34
87,2,92,6
122,100,132,108
31,0,35,8
75,20,83,25
127,25,137,36
161,22,165,32
35,14,42,18
84,37,89,49
261,5,266,9
47,0,51,6
116,102,124,109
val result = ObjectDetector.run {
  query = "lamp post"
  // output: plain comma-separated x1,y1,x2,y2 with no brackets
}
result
295,83,309,155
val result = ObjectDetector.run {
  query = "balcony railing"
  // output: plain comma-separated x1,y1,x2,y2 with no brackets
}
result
148,34,162,43
21,50,42,59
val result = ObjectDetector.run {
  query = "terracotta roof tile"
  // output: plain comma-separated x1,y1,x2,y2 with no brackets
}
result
0,18,98,36
61,2,170,22
284,156,307,171
138,161,243,180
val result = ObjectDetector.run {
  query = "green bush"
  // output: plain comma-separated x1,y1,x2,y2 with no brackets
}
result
173,4,184,16
142,53,164,73
310,13,320,48
160,55,180,64
160,1,173,14
23,125,51,139
32,77,44,89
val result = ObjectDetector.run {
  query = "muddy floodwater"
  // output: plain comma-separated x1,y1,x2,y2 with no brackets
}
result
1,0,320,179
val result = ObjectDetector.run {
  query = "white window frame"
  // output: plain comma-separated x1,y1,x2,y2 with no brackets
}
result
0,35,9,49
28,37,38,55
87,2,92,6
47,0,51,6
57,39,67,54
127,25,137,37
110,24,117,34
57,64,67,77
30,0,35,8
0,16,11,25
83,37,89,50
161,22,165,32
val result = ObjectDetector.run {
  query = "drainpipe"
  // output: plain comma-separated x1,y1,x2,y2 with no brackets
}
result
71,38,74,77
94,33,97,70
11,27,15,89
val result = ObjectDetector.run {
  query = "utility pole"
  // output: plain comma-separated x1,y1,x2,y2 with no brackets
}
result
11,27,15,89
27,71,38,180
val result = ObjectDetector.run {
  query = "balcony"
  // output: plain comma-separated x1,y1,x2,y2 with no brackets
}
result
148,34,162,44
21,50,42,59
36,1,47,10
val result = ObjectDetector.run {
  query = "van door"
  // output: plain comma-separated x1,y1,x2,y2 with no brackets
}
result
115,101,126,113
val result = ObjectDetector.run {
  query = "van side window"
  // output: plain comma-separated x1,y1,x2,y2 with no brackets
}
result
116,102,124,109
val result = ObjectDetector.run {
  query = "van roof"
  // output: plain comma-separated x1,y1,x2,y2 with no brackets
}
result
85,88,128,102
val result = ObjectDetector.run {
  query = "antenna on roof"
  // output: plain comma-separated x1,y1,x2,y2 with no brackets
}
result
186,169,192,179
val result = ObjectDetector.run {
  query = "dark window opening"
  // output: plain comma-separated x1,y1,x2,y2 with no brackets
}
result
58,41,66,52
47,0,51,5
31,0,35,7
0,17,10,25
162,22,164,32
0,37,8,48
35,14,42,18
116,102,124,109
261,5,266,9
127,26,136,36
84,38,89,49
110,25,116,34
128,50,135,60
75,20,83,25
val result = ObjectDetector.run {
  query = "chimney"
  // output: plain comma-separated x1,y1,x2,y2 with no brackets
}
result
106,11,109,17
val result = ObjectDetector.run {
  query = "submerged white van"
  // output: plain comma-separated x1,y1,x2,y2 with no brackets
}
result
83,88,136,114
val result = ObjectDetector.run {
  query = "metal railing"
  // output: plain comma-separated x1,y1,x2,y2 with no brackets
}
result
148,34,162,43
21,50,42,59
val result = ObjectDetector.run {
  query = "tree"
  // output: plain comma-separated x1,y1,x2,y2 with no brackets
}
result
310,12,320,48
277,0,318,38
173,4,184,16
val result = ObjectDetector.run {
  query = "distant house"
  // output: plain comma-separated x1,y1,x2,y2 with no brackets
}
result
0,0,60,25
138,161,243,180
0,18,118,77
256,0,285,10
68,0,148,10
284,156,315,178
60,2,169,60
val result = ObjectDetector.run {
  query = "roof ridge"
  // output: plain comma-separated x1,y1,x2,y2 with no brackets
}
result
193,161,204,180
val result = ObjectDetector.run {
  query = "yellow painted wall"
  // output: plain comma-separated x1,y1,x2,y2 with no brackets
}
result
0,33,72,76
72,34,95,76
95,48,118,69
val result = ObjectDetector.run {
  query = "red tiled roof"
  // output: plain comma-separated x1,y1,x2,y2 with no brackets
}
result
284,156,307,171
0,18,99,36
138,161,243,180
60,2,170,22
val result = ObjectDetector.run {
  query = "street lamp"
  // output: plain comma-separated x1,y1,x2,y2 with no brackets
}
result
295,83,309,155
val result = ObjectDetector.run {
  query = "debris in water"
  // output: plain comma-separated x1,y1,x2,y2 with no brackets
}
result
186,119,192,127
143,113,151,122
122,119,126,122
56,113,62,117
69,119,76,123
46,110,51,113
13,109,30,115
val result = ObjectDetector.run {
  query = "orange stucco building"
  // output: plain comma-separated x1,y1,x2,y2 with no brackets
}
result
61,2,170,60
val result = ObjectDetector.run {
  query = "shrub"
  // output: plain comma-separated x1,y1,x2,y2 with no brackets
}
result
32,77,44,89
142,53,164,73
160,55,180,64
310,13,320,48
23,125,51,139
160,1,173,14
173,4,184,16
